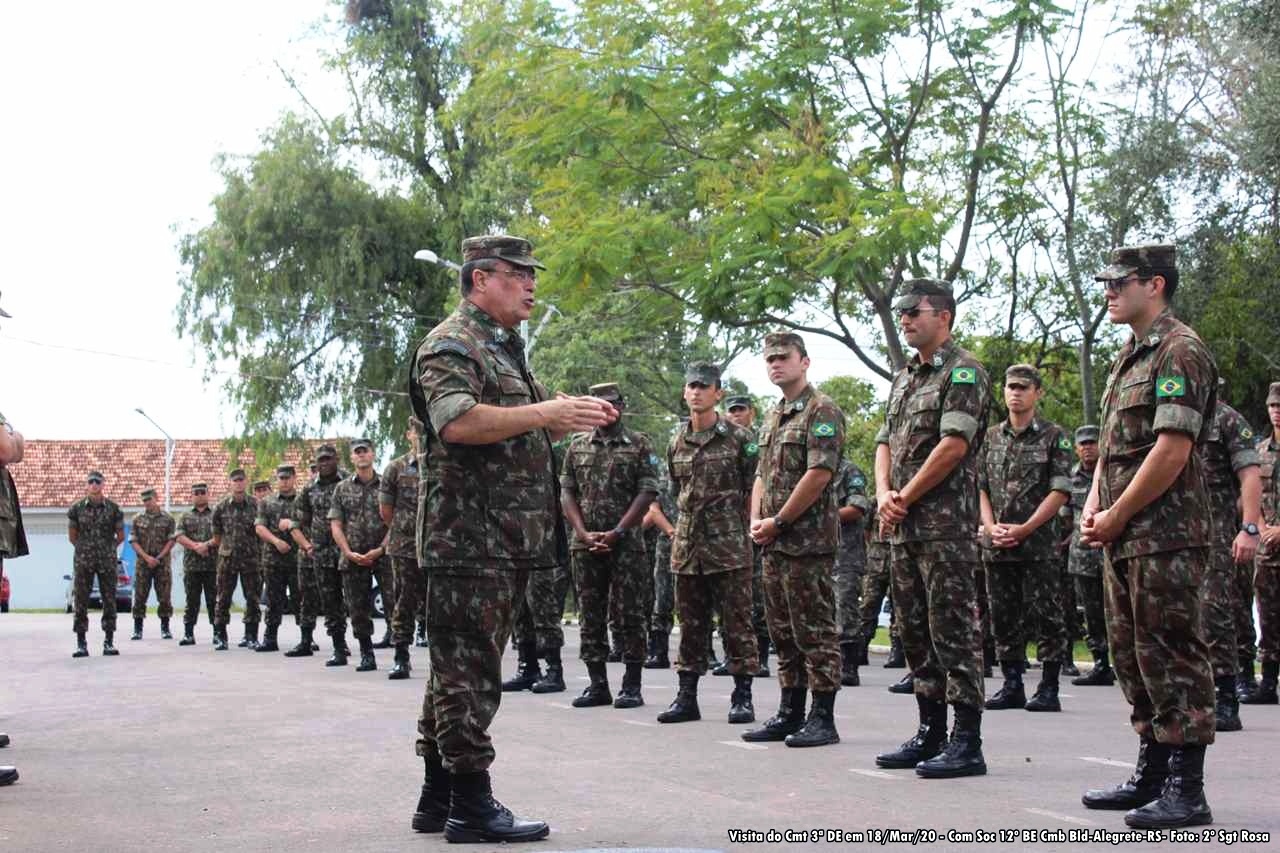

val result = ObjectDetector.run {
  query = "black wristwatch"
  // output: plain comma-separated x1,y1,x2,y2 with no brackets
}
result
772,516,790,532
1242,522,1260,536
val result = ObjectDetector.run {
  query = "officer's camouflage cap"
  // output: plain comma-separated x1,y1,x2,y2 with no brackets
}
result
726,394,753,410
684,362,721,386
763,331,806,358
1005,363,1041,387
228,468,246,480
893,278,953,312
1094,244,1177,281
461,234,546,270
1075,425,1100,444
140,488,157,501
191,483,208,493
276,465,296,477
1268,382,1280,405
314,444,338,460
351,438,373,451
252,480,271,491
588,382,623,401
86,470,105,483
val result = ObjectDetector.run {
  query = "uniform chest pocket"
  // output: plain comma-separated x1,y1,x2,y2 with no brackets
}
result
908,390,942,429
495,369,532,405
779,429,808,472
1117,373,1153,409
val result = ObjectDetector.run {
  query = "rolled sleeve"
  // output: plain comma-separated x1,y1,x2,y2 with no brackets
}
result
326,497,348,524
1049,476,1073,495
559,442,581,495
1231,448,1261,472
939,411,979,443
874,423,890,445
379,463,399,506
1153,404,1202,437
849,494,873,514
419,349,483,436
636,438,660,495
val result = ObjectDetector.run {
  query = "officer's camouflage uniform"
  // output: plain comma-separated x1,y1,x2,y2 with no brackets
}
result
1098,307,1217,746
178,505,216,629
410,298,563,773
1198,401,1259,678
877,338,989,708
757,385,844,692
212,493,260,632
381,452,424,647
329,471,390,641
256,489,301,631
650,473,678,636
512,442,570,655
0,413,28,565
979,416,1073,665
858,508,897,644
833,459,872,645
130,507,176,621
1062,463,1107,657
668,417,759,674
68,496,124,634
296,468,347,639
1255,433,1280,671
563,424,660,666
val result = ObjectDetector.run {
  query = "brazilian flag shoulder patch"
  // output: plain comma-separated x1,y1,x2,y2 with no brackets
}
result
744,442,759,456
1241,427,1254,440
813,422,837,438
1156,375,1186,398
1057,436,1072,450
951,366,976,385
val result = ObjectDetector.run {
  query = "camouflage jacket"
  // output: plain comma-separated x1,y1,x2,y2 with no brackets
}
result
978,416,1073,563
1200,401,1259,544
667,416,756,574
177,506,216,573
1257,435,1280,561
757,384,845,556
1098,308,1217,560
562,424,660,553
1062,463,1103,577
410,300,561,572
129,508,176,566
67,496,123,563
0,466,27,560
211,494,259,562
329,472,388,565
255,491,300,569
296,471,346,563
833,459,872,573
379,452,419,560
876,338,990,555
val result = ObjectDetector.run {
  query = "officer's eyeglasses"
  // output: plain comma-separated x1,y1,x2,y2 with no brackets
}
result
487,265,536,284
898,307,940,319
1103,275,1149,295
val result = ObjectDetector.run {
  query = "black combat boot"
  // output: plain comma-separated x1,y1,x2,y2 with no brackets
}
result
284,627,315,657
73,631,89,658
1025,661,1062,712
355,635,377,671
784,691,839,748
614,662,644,708
239,624,259,650
412,753,450,833
1082,738,1170,809
572,661,612,707
741,686,806,741
159,618,171,639
0,767,17,786
131,618,143,640
657,670,701,723
916,703,986,778
530,648,566,693
373,624,393,649
856,633,869,665
443,770,550,843
606,634,623,663
885,635,906,668
985,661,1026,710
179,625,195,646
212,626,229,651
1124,745,1213,828
1213,675,1242,732
1063,658,1080,677
876,695,947,768
502,642,542,692
1240,661,1278,704
643,631,670,669
255,625,280,653
1235,656,1256,699
888,673,914,694
982,641,996,678
325,633,348,667
389,644,412,680
728,673,755,724
840,640,861,687
415,619,429,648
1073,650,1115,686
754,634,771,678
103,631,119,656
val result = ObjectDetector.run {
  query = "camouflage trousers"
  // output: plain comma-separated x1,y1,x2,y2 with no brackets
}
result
1104,548,1215,746
72,555,117,634
573,546,648,665
417,569,527,774
313,555,348,638
391,556,426,647
890,543,984,709
1072,573,1108,657
609,553,654,644
1256,552,1280,665
1237,558,1259,662
650,534,674,635
833,565,864,645
512,565,569,652
1200,542,1243,678
986,559,1069,664
262,562,300,630
674,566,759,676
859,546,898,643
751,546,767,641
132,562,173,620
214,555,260,629
974,564,993,651
182,570,216,629
340,558,391,639
761,550,842,693
1059,558,1082,646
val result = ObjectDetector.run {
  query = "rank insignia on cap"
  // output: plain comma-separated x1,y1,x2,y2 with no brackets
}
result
951,366,976,384
1057,436,1072,450
813,422,836,437
745,442,759,456
1156,376,1186,398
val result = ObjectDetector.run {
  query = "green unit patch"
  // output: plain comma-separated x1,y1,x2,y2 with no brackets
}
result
951,366,976,385
1155,376,1186,398
744,442,759,456
1058,436,1072,450
813,422,837,438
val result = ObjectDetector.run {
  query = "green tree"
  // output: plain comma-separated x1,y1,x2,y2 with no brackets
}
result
817,375,882,471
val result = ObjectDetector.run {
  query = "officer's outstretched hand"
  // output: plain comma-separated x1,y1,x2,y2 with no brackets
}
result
542,394,619,434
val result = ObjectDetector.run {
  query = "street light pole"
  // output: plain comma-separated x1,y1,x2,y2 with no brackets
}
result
135,408,174,512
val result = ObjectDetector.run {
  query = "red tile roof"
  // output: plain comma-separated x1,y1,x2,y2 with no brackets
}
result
7,439,338,508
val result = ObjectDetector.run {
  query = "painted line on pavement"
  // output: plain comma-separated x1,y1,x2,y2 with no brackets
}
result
1023,808,1099,826
719,740,768,751
620,719,657,727
1078,756,1133,768
850,769,905,780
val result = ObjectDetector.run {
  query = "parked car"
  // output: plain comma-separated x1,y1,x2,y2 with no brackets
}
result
1,573,9,612
64,558,132,614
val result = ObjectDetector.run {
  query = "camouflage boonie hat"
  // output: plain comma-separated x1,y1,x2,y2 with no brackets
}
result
1094,244,1176,281
684,362,721,386
276,465,296,477
1075,425,1100,444
1005,363,1041,387
140,488,157,501
1268,382,1280,405
893,278,953,312
725,394,753,410
314,444,338,460
86,471,105,483
252,480,271,491
0,291,10,319
763,331,806,357
351,438,373,451
228,468,247,481
589,382,623,401
460,234,546,270
191,483,208,493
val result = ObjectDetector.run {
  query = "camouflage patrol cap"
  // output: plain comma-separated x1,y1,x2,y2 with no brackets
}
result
1268,382,1280,405
684,362,721,386
1005,363,1041,387
140,488,157,501
893,278,953,312
588,383,623,402
252,480,271,492
460,234,546,270
0,291,10,319
228,468,246,481
191,483,208,493
726,394,753,410
276,465,296,477
351,438,373,451
763,331,807,358
314,444,338,460
1094,244,1177,281
86,471,105,483
1075,425,1100,444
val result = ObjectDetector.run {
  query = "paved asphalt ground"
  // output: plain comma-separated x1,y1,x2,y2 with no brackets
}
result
2,613,1277,852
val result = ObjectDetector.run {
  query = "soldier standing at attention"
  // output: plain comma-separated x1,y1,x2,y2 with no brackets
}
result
129,488,176,641
833,457,872,687
289,445,349,664
330,438,390,672
211,469,261,652
562,383,660,710
655,363,759,725
251,479,271,614
873,279,990,778
69,471,125,658
407,234,615,842
742,331,845,748
175,483,217,645
643,464,679,671
1244,383,1280,705
381,418,424,680
1062,427,1115,686
978,364,1073,713
725,395,771,677
254,465,302,654
1080,244,1218,829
